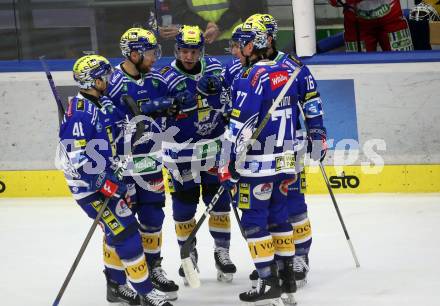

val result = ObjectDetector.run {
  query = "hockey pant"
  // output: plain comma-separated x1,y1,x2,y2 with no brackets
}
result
233,178,295,279
343,13,413,51
168,163,231,249
80,196,153,295
125,172,166,266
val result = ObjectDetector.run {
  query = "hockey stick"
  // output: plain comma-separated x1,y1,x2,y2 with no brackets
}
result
52,95,144,306
40,56,65,125
181,64,304,288
296,101,361,268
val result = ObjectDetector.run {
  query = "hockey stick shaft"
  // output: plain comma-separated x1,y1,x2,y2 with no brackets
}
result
297,101,360,268
180,65,304,287
40,56,65,124
53,95,145,305
52,197,110,306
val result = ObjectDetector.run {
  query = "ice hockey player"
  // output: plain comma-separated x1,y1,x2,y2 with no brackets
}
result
106,27,179,301
159,25,237,284
246,13,328,289
219,19,326,306
328,0,413,51
58,54,173,306
222,23,246,90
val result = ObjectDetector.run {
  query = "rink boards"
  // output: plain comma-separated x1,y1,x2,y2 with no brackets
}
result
1,53,440,197
1,164,439,197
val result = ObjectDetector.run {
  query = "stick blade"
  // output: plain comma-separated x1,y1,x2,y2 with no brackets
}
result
181,257,200,288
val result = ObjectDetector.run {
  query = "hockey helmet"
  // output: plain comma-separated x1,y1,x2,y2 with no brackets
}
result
120,27,162,58
236,20,268,50
73,55,113,90
409,2,440,21
246,13,278,39
175,25,205,49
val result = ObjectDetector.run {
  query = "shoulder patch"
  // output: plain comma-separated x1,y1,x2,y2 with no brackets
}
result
160,66,171,75
76,99,85,111
109,70,123,86
288,54,303,66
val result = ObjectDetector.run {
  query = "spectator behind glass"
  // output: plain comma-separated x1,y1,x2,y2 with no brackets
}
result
328,0,414,52
154,0,267,55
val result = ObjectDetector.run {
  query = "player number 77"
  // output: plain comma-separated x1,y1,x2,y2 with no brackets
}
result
271,108,292,147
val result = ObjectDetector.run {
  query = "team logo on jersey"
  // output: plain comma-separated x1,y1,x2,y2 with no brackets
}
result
270,71,289,90
251,67,266,87
253,183,273,201
235,114,258,154
115,199,132,217
95,121,103,132
279,177,297,196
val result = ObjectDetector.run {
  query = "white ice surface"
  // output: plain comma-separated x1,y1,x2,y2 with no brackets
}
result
1,193,440,306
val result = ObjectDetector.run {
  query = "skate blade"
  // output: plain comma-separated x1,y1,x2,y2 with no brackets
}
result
217,271,234,283
254,297,285,306
281,293,297,306
240,298,284,306
164,291,178,301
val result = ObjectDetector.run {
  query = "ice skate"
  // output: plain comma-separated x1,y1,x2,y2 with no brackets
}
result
105,270,140,305
293,254,309,288
150,257,179,301
279,259,297,306
140,288,173,306
239,275,284,306
214,247,237,282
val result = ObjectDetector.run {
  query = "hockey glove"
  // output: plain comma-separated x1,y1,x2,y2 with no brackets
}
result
218,161,240,191
196,74,223,96
91,171,127,199
174,90,197,110
139,96,174,115
307,127,328,162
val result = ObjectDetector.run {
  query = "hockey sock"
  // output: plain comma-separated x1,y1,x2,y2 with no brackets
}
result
209,211,231,248
140,227,162,265
121,254,152,295
103,240,126,285
291,213,312,256
175,218,196,246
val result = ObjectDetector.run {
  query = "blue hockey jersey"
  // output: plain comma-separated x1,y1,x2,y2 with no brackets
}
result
160,56,228,164
227,58,323,183
57,94,126,205
222,57,242,89
106,65,168,177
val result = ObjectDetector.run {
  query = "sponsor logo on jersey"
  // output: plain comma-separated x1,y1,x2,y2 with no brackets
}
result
275,154,296,171
151,79,159,87
238,183,251,209
253,183,273,201
95,121,102,132
270,71,289,90
115,199,132,217
176,82,187,91
279,176,297,196
251,67,266,87
111,73,121,84
133,156,158,174
76,99,85,111
231,108,241,118
74,139,87,148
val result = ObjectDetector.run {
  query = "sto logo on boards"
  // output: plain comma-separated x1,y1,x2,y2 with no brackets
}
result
329,172,360,189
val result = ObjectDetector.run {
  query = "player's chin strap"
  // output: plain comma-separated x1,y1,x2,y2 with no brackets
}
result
180,63,305,289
